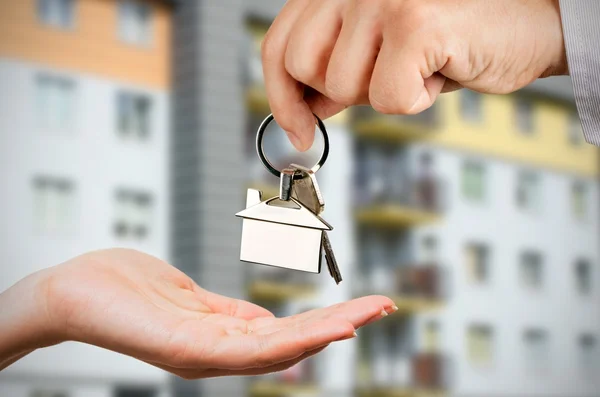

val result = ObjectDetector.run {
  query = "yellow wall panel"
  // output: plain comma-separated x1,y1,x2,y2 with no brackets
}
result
428,93,599,177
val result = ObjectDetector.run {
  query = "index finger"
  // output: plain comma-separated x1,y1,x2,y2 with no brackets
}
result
262,0,316,152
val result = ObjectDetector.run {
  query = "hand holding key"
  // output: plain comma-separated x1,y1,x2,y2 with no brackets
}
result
0,248,396,376
262,0,567,151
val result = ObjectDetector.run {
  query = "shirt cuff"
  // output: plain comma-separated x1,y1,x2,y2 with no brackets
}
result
558,0,600,146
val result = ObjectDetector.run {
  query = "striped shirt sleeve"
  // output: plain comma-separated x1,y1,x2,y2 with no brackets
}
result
559,0,600,146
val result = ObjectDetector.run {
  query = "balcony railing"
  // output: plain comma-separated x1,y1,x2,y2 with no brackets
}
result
355,177,443,212
412,353,446,390
396,265,447,300
249,381,319,397
352,105,440,143
357,353,449,396
354,105,438,126
356,264,449,313
354,177,446,227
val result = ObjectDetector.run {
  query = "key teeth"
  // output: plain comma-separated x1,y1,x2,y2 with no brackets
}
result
279,168,296,201
322,232,343,285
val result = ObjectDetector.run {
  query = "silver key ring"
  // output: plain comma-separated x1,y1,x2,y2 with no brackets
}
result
256,113,329,180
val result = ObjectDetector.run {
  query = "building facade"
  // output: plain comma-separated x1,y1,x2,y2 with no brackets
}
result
0,1,598,397
0,1,172,397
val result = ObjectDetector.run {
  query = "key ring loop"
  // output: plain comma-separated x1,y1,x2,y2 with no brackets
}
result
256,113,329,179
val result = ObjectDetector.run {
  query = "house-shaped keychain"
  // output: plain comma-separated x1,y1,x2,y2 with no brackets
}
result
235,189,332,273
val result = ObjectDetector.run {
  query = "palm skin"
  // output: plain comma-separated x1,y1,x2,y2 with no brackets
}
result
31,249,395,379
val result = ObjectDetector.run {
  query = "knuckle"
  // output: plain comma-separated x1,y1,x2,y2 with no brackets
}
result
285,51,320,85
260,31,277,62
325,76,359,106
398,1,434,30
369,83,413,115
356,0,384,16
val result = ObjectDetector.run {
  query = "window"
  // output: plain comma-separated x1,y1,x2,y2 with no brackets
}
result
460,89,483,123
575,259,592,295
465,243,490,284
416,152,438,211
114,189,153,240
467,324,493,365
424,321,440,353
118,0,152,46
462,162,486,202
116,91,152,140
578,334,599,370
523,329,549,368
33,176,75,233
421,236,438,263
245,24,266,86
515,97,534,134
114,387,157,397
520,251,543,289
571,181,588,219
568,112,584,146
37,0,74,29
36,74,76,134
516,171,540,211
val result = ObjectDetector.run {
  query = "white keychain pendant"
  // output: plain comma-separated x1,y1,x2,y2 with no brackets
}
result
236,190,332,273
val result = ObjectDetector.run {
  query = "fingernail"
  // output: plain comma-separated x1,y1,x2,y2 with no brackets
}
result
408,89,430,114
382,305,398,316
363,311,389,327
336,330,358,342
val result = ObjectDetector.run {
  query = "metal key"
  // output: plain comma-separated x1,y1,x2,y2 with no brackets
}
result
285,163,342,284
322,231,342,284
289,163,325,215
279,167,296,201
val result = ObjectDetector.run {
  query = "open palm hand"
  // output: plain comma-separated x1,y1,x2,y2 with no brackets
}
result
37,249,395,379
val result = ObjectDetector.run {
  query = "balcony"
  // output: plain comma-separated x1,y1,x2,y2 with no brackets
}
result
354,178,444,229
247,265,317,302
357,353,448,397
356,264,447,314
352,106,439,144
249,382,319,397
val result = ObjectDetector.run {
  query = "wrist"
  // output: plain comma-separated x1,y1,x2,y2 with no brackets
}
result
0,268,65,367
541,0,569,77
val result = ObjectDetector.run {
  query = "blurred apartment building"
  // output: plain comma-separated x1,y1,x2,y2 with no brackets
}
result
0,0,172,397
235,12,600,397
1,1,599,397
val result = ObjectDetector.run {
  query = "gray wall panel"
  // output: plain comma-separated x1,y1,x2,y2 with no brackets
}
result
172,0,249,395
